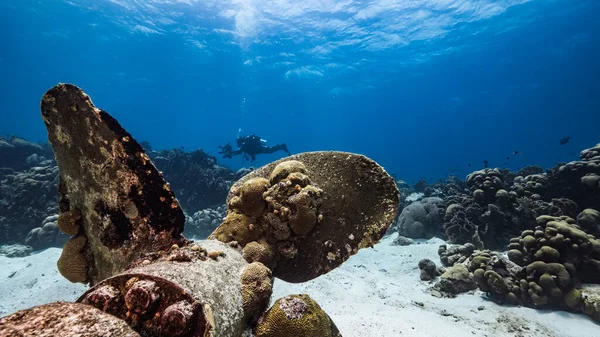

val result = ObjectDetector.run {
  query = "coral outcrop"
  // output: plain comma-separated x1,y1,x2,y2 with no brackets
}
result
438,211,600,322
547,144,600,209
395,197,443,239
254,294,342,337
440,167,578,249
0,161,58,244
184,205,227,239
418,258,443,281
150,148,242,212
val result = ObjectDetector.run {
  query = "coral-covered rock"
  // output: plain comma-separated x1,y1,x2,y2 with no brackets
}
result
241,262,273,323
0,163,59,244
391,235,415,246
461,210,600,322
577,208,600,237
184,205,226,239
418,259,442,281
24,214,70,250
466,168,506,202
438,243,475,267
547,144,600,210
396,197,443,239
254,294,342,337
443,203,484,248
435,264,477,294
0,244,33,257
507,214,600,284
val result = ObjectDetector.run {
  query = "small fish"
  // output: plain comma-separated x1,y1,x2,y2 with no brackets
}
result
506,156,510,160
468,163,471,167
513,151,519,155
559,136,571,145
483,160,489,168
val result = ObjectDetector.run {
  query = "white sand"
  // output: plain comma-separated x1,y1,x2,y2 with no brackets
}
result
1,238,598,336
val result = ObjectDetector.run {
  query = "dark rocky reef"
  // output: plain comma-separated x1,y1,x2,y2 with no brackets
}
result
184,204,227,239
0,137,58,244
149,148,243,212
392,145,600,250
24,214,69,250
395,197,443,239
0,135,54,171
547,144,600,209
398,167,581,250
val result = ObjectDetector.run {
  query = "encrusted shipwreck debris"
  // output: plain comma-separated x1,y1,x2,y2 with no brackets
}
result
211,152,399,283
0,84,400,337
78,240,256,337
0,302,140,337
41,84,187,284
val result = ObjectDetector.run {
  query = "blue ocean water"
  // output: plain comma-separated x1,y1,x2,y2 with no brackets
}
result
1,0,599,183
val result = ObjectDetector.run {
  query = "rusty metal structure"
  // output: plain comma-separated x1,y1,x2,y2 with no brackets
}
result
0,84,400,337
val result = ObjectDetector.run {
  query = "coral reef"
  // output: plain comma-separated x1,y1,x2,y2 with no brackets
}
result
0,243,33,257
24,214,70,250
0,135,53,171
395,197,443,239
441,167,579,249
150,148,242,212
184,205,227,239
0,161,58,244
547,144,600,209
437,211,600,322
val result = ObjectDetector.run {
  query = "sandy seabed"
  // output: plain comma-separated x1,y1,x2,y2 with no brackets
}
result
1,235,598,337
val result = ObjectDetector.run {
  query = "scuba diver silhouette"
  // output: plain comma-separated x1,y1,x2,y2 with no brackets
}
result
218,134,290,162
